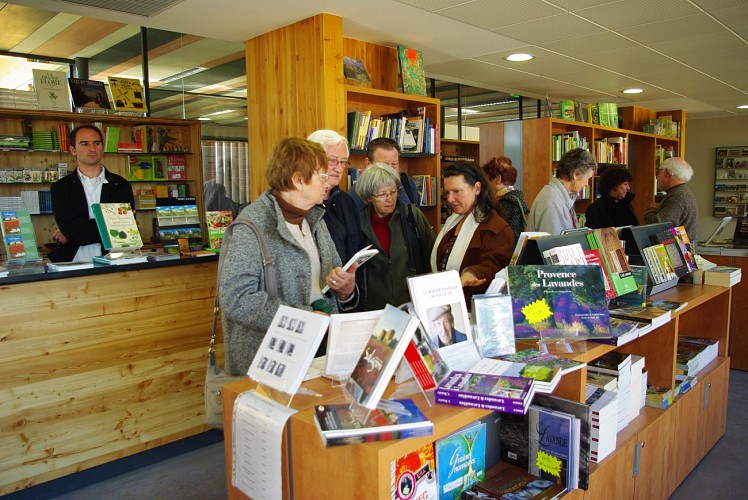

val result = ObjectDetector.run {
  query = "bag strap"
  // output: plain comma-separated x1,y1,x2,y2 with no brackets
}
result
209,219,278,369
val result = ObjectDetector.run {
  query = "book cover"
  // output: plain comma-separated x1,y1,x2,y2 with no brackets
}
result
528,405,576,490
607,303,672,328
472,466,564,499
32,69,71,112
397,47,427,96
1,210,40,261
391,443,438,500
610,265,648,307
346,304,419,410
401,321,450,391
248,305,330,395
591,228,637,296
436,422,487,500
167,155,187,180
342,56,372,84
582,248,615,299
435,371,535,408
652,244,677,280
68,78,111,109
313,398,432,447
91,203,143,252
205,210,233,250
107,76,148,112
590,317,641,346
499,349,585,379
472,294,516,358
653,229,689,277
507,265,612,341
559,100,575,121
587,351,631,376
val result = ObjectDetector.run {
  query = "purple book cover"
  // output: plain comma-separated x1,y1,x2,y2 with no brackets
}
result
434,396,528,414
436,371,534,405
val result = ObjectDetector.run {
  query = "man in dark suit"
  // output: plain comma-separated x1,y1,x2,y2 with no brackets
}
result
50,124,134,262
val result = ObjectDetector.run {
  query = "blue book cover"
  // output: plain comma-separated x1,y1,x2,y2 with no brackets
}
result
527,405,576,490
436,422,487,500
507,265,612,341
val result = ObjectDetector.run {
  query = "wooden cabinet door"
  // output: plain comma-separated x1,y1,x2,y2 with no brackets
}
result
671,382,705,484
583,440,636,500
702,360,729,453
633,413,679,500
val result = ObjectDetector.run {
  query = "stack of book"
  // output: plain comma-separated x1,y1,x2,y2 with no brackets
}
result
674,374,698,397
587,371,618,391
592,317,645,346
703,266,741,287
608,303,672,331
645,385,673,409
588,352,632,432
434,370,535,414
585,386,618,463
31,130,59,151
676,337,719,376
628,355,646,422
469,351,585,395
0,135,30,150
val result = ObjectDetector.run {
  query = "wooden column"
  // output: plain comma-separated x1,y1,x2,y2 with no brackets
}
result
245,13,346,199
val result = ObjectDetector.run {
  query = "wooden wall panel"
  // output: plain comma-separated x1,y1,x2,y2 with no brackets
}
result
246,14,346,199
342,38,399,92
0,262,220,495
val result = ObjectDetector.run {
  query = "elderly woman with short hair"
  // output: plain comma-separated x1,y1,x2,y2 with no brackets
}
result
355,163,435,310
219,137,358,376
527,148,598,235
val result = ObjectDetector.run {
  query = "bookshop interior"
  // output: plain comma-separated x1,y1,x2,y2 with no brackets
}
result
2,0,748,499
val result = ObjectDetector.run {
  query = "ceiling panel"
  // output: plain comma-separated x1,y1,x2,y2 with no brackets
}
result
476,50,594,76
492,14,606,44
651,32,748,58
431,0,563,30
576,0,702,29
538,31,638,57
0,3,58,50
617,14,725,45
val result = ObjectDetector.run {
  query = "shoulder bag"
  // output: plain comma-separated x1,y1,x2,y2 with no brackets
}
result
205,219,278,428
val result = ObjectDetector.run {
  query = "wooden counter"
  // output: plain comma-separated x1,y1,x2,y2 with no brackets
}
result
0,260,219,495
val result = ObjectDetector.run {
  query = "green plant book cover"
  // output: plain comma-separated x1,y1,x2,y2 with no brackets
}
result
92,203,143,251
398,46,427,96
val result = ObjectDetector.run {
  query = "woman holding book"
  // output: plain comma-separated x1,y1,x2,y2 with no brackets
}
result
585,166,639,229
355,163,435,310
219,137,358,376
432,161,514,304
482,155,529,244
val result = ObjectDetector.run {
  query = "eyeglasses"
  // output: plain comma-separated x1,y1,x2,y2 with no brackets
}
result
371,190,398,200
327,157,350,167
316,171,330,183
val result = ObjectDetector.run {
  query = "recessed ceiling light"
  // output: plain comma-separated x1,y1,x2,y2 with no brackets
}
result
737,104,748,109
505,53,534,62
198,117,211,121
622,88,644,94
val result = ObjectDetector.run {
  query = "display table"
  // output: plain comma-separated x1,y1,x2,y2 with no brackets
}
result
0,259,219,495
697,245,747,369
222,284,730,500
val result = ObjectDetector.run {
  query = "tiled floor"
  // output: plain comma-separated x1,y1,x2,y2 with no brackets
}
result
10,370,748,500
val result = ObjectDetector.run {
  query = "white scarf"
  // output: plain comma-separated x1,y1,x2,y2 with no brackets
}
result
430,211,480,272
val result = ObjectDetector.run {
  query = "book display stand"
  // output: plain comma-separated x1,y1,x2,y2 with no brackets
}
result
618,223,680,295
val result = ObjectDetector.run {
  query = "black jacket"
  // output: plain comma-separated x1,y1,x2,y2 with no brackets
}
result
585,192,639,229
49,168,134,262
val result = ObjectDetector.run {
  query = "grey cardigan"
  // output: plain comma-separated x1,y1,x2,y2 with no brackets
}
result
219,190,352,375
527,177,577,235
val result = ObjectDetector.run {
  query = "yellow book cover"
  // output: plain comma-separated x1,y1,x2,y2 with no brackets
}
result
107,76,148,112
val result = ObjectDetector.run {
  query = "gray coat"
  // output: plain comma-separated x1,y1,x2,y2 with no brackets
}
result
527,177,577,235
219,190,350,375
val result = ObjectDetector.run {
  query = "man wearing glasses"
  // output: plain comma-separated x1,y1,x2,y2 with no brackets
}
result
307,129,365,276
644,157,698,243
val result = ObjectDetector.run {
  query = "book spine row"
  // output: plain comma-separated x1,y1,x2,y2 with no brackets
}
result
434,396,526,414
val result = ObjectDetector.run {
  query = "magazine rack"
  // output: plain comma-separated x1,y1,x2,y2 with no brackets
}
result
618,222,681,295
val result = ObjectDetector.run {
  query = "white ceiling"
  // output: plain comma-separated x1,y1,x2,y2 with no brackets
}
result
9,0,748,119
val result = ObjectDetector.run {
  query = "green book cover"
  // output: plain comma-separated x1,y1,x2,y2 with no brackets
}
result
398,46,427,96
1,210,40,262
91,203,143,252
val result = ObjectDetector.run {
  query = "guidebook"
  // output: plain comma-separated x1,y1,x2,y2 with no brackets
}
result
1,210,41,262
507,265,612,341
91,203,143,255
345,304,419,410
435,370,536,414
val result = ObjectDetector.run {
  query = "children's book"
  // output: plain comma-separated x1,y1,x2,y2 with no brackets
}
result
436,422,487,499
107,76,148,112
397,46,427,96
345,304,419,410
313,398,432,447
391,443,438,500
68,78,111,109
507,265,612,341
32,69,71,112
91,203,143,254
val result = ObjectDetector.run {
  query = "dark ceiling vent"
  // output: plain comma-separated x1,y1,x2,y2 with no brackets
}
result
59,0,185,17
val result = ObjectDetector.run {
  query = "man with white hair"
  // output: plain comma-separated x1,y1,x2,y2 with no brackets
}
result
429,304,467,348
644,157,698,243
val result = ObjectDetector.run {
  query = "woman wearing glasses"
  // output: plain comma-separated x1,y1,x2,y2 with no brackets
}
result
433,162,514,304
307,130,364,264
219,137,359,376
355,163,435,310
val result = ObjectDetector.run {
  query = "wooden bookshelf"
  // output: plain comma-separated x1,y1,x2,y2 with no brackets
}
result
0,108,203,252
222,283,729,500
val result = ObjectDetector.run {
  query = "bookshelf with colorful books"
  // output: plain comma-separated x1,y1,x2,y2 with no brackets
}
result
0,108,203,256
346,85,441,230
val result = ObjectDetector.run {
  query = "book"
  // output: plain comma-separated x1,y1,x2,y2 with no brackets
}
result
397,47,427,96
391,443,438,500
507,265,612,341
166,155,187,180
471,466,564,499
107,76,148,112
248,305,330,395
324,309,383,379
527,405,579,490
435,370,535,413
103,126,120,153
91,203,143,254
320,244,378,294
46,261,95,272
1,210,41,262
205,210,233,250
670,226,697,272
345,304,420,410
312,398,432,447
342,56,372,84
590,316,642,346
436,422,487,499
703,266,741,287
651,228,689,277
92,254,149,266
559,100,575,121
585,386,618,463
32,69,71,112
471,294,516,358
68,78,111,109
607,303,672,329
497,349,585,385
610,264,648,307
645,299,688,313
586,371,618,390
589,228,637,296
400,319,450,391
